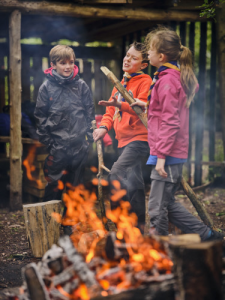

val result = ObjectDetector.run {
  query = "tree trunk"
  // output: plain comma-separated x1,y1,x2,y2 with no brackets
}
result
170,240,223,300
23,200,62,257
9,10,22,211
216,3,225,159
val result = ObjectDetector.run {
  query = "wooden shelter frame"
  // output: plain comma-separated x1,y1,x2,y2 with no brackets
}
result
0,0,224,210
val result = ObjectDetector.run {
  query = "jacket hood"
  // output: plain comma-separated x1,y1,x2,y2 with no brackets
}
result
44,65,79,79
158,68,180,79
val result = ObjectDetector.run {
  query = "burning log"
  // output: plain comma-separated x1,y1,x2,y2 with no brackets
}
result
23,200,62,257
58,235,99,288
170,240,223,300
100,66,214,229
23,263,50,300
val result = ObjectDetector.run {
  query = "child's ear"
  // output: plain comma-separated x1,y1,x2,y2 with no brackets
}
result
51,62,56,69
140,62,148,70
159,53,166,62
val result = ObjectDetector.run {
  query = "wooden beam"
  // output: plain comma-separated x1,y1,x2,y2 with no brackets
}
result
0,136,42,144
9,10,22,211
0,0,205,21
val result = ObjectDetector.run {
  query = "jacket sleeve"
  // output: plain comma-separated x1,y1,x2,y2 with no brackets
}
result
120,77,152,115
156,77,181,159
34,84,53,147
99,87,117,131
82,82,95,142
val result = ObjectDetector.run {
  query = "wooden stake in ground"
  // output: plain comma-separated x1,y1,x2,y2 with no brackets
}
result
9,10,22,211
100,66,214,229
23,200,62,257
91,120,109,231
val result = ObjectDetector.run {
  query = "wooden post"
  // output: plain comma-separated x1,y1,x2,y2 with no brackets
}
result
0,56,5,112
216,3,225,159
209,22,217,179
194,22,207,187
187,22,195,185
23,200,62,257
9,10,22,211
33,56,44,102
83,60,92,90
21,54,30,102
170,240,223,300
94,60,103,114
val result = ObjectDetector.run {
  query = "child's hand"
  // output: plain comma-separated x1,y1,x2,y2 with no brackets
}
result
130,99,146,109
98,96,121,108
155,158,167,178
93,128,107,142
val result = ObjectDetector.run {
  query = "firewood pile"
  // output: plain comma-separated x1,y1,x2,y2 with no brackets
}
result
6,234,174,300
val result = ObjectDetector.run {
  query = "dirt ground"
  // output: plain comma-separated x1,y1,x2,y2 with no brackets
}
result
0,183,225,296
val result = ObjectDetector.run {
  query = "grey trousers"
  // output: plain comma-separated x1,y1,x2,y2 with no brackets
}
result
109,141,149,227
148,164,210,240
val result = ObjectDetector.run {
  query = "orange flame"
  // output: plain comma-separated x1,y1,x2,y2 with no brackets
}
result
22,144,43,189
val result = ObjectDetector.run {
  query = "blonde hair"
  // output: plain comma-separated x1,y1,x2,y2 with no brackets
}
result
49,45,75,65
145,26,198,107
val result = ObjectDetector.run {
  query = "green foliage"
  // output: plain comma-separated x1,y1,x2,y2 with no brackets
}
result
198,0,225,20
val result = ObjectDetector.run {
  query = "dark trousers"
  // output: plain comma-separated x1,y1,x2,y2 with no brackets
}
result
148,164,210,240
43,142,89,202
109,141,149,229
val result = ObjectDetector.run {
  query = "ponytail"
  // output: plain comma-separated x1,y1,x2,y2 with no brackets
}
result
179,46,198,107
145,26,198,107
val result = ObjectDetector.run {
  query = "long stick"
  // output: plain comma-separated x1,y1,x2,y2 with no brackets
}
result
91,120,109,231
100,66,214,229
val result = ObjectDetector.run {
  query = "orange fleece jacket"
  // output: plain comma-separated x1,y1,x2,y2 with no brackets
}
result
100,74,152,148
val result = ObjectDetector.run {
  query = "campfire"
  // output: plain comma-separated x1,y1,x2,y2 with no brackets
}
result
12,152,174,300
10,148,223,300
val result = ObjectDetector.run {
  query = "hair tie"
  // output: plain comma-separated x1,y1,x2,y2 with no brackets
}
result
180,45,184,51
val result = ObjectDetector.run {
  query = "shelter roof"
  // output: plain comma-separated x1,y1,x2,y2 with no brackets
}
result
0,0,206,43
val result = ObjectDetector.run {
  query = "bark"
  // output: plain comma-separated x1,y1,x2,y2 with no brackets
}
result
23,200,62,257
170,240,223,300
91,120,109,231
0,0,205,21
9,10,22,211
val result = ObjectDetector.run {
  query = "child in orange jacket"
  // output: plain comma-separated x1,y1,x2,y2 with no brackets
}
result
93,42,152,232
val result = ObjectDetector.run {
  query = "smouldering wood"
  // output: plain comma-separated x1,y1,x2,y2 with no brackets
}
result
9,10,22,211
23,200,62,257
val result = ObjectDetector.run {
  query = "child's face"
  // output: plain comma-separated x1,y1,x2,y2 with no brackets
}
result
148,45,164,69
122,46,146,74
51,56,75,77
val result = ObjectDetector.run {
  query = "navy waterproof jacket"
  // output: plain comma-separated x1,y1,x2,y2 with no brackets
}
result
34,66,95,151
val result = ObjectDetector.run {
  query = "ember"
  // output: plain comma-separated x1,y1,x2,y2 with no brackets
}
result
9,172,173,300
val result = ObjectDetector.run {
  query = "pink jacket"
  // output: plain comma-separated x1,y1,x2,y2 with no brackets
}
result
147,68,189,159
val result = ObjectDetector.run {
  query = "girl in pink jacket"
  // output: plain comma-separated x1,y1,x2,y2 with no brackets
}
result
132,26,224,241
